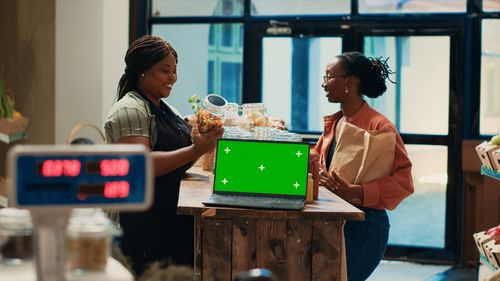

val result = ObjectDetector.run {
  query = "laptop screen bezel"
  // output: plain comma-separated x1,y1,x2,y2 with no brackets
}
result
212,138,310,200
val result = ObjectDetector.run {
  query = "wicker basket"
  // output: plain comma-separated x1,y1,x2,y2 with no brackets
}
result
66,123,105,144
0,116,29,135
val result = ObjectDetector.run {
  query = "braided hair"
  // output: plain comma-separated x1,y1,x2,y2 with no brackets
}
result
117,35,178,100
336,51,395,98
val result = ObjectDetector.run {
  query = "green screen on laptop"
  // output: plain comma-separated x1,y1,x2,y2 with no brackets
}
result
213,139,309,196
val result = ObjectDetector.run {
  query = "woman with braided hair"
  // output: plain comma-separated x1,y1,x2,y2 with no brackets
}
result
314,51,414,281
104,35,223,276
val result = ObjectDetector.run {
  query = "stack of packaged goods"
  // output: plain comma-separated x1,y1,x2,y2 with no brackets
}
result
476,135,500,174
473,225,500,271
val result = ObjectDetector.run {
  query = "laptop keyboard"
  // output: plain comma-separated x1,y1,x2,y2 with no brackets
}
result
205,194,305,210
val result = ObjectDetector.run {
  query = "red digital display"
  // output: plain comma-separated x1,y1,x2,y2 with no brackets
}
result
100,159,130,176
41,160,81,177
103,181,130,198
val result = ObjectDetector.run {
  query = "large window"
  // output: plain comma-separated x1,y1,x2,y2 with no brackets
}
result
483,0,500,12
251,0,350,15
152,0,244,17
358,0,466,14
364,36,451,249
152,23,243,115
480,19,500,135
391,145,448,248
364,36,450,135
262,37,342,132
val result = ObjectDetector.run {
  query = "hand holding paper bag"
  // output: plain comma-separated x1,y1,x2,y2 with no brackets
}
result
329,121,396,185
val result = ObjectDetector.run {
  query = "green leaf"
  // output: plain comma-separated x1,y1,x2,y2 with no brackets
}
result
0,65,15,119
187,95,201,114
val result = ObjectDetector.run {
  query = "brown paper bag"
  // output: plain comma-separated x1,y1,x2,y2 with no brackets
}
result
330,121,395,184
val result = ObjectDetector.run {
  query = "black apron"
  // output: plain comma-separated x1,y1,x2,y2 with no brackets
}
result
120,100,194,276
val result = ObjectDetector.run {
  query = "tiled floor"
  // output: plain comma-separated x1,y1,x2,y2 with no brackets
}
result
368,261,480,281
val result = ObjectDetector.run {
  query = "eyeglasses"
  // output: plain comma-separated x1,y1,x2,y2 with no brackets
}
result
322,74,349,83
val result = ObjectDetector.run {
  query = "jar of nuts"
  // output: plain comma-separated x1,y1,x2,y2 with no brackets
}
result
197,94,227,133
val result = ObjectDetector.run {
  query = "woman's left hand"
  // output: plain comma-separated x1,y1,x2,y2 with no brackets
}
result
319,169,348,191
319,169,363,205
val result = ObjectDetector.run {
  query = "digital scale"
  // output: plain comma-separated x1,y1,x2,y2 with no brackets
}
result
1,144,153,281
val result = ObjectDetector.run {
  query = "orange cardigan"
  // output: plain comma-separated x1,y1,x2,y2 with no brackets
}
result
314,102,414,210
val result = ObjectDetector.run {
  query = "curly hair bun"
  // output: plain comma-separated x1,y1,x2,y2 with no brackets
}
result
337,51,395,99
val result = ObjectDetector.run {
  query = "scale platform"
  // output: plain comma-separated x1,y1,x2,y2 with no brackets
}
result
0,258,133,281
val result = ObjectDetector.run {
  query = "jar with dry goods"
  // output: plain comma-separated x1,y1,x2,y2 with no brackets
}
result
224,102,240,127
0,208,33,265
66,208,110,271
240,103,269,130
197,94,227,133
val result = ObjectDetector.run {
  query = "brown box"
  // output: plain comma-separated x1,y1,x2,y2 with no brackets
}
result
474,231,500,258
493,247,500,269
475,141,498,170
492,148,500,172
474,231,494,257
483,240,500,269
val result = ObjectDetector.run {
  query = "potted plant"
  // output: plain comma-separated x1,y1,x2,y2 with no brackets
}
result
0,67,29,143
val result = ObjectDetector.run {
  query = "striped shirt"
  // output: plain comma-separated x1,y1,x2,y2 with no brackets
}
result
104,91,158,148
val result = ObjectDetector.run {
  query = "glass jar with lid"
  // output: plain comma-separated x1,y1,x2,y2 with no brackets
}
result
240,103,270,129
223,102,240,127
66,208,111,272
197,94,227,133
254,103,269,127
0,208,33,265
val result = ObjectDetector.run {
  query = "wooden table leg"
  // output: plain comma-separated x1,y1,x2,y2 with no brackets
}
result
312,220,344,281
201,218,232,281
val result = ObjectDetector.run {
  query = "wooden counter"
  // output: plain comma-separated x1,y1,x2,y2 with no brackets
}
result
178,167,364,281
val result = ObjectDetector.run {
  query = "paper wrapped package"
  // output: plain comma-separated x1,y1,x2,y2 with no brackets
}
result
484,240,500,268
475,141,498,170
329,121,396,184
493,148,500,172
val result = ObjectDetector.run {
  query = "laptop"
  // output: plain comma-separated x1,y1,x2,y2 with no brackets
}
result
202,138,310,210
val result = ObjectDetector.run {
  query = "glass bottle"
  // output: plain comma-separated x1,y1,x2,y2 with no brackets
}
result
0,208,33,265
197,94,227,133
306,173,314,203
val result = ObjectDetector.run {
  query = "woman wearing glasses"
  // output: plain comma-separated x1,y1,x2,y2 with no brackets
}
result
104,35,223,276
314,51,414,281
